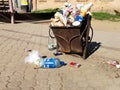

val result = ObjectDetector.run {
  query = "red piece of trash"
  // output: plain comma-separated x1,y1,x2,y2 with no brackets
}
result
69,62,81,68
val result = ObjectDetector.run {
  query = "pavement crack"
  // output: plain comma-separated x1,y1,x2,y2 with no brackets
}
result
5,76,10,88
101,45,120,52
22,67,27,80
30,87,35,90
48,84,52,90
32,69,38,89
17,81,22,90
58,73,63,90
46,72,52,90
2,29,48,38
12,71,16,76
0,65,6,74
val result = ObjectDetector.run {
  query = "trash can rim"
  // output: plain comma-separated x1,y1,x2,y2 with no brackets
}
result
49,25,81,29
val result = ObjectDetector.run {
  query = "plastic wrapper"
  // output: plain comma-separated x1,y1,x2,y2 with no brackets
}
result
25,50,41,64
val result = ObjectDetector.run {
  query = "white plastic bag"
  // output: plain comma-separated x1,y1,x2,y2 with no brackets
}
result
25,50,41,64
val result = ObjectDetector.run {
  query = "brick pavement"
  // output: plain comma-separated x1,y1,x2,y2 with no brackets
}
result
0,20,120,90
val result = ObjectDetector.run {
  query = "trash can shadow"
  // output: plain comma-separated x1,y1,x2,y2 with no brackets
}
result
87,42,101,58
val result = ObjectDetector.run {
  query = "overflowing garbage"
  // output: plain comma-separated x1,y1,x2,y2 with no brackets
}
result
25,50,66,69
50,2,93,27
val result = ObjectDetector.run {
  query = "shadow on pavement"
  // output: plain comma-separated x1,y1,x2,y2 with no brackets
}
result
0,12,55,23
87,42,101,58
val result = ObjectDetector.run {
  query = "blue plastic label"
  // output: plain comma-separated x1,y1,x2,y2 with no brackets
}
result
43,58,55,68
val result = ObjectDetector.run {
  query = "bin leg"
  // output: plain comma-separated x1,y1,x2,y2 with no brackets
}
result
82,26,90,59
83,42,88,59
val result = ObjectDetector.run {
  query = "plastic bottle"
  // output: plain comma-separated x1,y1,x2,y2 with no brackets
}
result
39,58,65,68
48,36,56,51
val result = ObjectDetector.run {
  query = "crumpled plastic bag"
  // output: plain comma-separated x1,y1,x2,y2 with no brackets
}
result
25,50,41,64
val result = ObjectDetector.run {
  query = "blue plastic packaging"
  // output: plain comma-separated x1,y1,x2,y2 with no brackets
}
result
39,58,65,68
53,52,63,56
75,15,83,22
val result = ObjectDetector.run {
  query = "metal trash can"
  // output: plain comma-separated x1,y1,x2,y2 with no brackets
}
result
49,14,92,59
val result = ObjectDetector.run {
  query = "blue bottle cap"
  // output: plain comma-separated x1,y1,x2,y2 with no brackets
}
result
60,61,65,65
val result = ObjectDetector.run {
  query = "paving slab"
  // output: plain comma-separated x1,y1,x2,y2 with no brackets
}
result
0,20,120,90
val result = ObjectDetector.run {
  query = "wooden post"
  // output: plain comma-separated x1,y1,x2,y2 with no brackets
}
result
9,0,15,24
